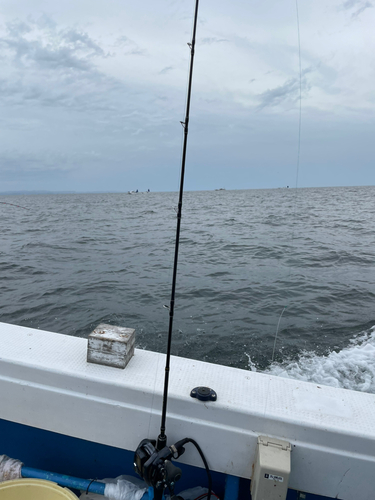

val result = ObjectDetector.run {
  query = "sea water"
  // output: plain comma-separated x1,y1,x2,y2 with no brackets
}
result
0,186,374,393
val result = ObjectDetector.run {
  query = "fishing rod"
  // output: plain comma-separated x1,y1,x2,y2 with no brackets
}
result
157,0,199,453
134,2,212,499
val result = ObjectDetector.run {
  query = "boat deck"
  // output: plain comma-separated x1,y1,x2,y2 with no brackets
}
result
0,322,374,499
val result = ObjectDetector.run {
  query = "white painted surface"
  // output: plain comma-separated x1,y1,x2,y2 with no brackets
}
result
0,322,374,499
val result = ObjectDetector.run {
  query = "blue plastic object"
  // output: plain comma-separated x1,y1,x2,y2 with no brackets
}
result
21,466,106,495
22,466,155,499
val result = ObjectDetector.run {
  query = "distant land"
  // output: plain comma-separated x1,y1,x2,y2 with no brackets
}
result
0,190,147,195
0,190,142,195
0,191,77,195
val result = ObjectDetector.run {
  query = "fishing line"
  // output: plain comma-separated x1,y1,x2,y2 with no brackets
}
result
272,306,286,362
295,0,302,190
0,201,29,211
271,0,302,363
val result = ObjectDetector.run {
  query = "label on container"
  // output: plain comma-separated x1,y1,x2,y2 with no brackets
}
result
264,473,284,482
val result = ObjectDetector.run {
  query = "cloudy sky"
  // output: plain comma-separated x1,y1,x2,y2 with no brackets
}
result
0,0,374,192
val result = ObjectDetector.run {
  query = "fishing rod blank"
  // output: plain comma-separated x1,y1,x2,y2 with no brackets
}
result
134,5,212,498
157,0,200,451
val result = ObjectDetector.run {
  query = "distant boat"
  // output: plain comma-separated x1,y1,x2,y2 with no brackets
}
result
214,188,226,191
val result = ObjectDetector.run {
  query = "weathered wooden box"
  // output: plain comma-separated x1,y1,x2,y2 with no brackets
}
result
87,323,135,369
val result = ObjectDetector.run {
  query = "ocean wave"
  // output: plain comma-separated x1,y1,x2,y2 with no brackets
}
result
252,326,375,393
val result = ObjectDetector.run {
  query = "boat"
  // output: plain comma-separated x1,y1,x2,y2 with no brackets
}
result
1,2,374,500
1,321,374,500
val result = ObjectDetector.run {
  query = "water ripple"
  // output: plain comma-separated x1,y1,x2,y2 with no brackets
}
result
0,186,374,392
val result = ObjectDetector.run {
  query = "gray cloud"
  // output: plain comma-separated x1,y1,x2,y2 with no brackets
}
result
343,0,360,7
114,34,145,56
33,13,57,30
341,0,373,18
0,14,181,188
0,68,126,114
4,20,31,37
257,68,312,110
1,17,106,72
0,16,131,115
0,149,75,175
0,1,373,192
201,37,228,45
61,29,105,57
257,77,299,109
159,66,173,75
127,48,146,56
352,2,373,17
115,35,130,46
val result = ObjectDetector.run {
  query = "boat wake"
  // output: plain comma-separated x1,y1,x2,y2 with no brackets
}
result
247,326,375,394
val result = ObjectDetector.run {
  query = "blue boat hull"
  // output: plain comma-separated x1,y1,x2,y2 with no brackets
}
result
0,418,332,499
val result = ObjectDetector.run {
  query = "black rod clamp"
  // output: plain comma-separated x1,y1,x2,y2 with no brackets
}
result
190,386,217,402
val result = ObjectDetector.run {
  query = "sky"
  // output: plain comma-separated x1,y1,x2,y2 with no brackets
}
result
0,0,374,192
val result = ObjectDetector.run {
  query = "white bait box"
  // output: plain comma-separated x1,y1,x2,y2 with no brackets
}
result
87,323,135,369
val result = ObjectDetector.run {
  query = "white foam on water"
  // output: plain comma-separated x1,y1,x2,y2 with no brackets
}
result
248,326,375,393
